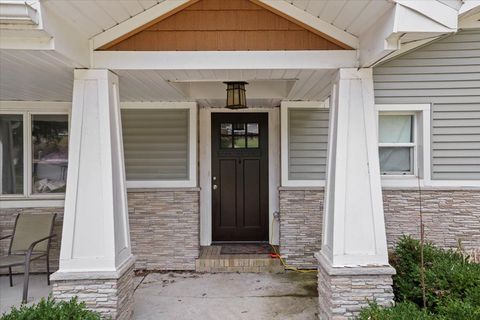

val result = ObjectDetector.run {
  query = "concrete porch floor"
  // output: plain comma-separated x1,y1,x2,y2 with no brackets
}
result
1,272,318,319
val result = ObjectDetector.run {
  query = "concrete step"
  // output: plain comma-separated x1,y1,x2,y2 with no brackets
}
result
195,245,285,273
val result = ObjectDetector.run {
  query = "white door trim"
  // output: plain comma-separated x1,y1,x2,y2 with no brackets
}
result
199,107,280,246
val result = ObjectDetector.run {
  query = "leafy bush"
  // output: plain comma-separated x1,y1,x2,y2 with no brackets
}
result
358,236,480,319
1,297,101,320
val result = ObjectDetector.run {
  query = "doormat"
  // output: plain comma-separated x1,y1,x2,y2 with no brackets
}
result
220,243,272,255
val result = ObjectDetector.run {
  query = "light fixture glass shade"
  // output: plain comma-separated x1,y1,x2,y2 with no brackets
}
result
225,82,248,109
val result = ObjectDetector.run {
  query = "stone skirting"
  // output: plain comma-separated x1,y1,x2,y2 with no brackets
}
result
383,188,480,250
316,254,395,319
0,207,64,274
51,260,135,320
127,189,200,270
279,187,324,269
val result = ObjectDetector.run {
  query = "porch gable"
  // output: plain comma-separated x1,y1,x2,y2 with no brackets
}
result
99,0,349,51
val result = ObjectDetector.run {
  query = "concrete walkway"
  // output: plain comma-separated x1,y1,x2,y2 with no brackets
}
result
1,272,318,319
0,274,51,315
134,272,318,320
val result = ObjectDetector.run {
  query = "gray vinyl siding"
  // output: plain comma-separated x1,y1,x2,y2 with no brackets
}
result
374,29,480,180
121,109,189,180
288,108,329,180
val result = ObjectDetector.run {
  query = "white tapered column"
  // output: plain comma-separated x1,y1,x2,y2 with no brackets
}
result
316,68,394,320
52,69,134,320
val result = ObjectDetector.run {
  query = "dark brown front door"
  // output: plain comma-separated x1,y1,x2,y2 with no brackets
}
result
212,113,269,242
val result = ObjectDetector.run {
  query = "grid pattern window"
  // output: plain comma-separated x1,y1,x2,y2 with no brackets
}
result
121,108,189,181
0,112,69,197
288,108,329,181
378,114,416,175
220,123,259,149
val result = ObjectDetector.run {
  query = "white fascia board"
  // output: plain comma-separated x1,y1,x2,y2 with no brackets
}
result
394,0,459,29
0,1,39,25
359,3,457,67
92,0,194,50
254,0,358,49
460,1,480,15
93,51,358,70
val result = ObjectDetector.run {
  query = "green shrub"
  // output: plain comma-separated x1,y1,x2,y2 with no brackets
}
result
1,297,101,320
359,237,480,319
357,302,433,320
391,236,480,312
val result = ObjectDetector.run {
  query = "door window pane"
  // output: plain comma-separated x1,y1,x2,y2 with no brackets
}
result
379,115,413,143
233,136,246,148
221,123,232,135
247,136,259,148
221,136,232,148
379,147,412,174
32,115,69,194
0,114,23,195
233,123,246,135
247,123,259,135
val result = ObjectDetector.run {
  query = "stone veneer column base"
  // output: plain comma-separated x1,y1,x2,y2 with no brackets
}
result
315,253,395,320
51,258,135,320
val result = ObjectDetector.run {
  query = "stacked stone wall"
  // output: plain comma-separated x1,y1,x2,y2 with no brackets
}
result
279,187,323,268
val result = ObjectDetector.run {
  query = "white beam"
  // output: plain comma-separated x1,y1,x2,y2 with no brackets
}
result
39,4,90,67
0,0,38,25
395,0,459,29
93,51,358,70
92,0,196,50
253,0,358,49
359,3,457,67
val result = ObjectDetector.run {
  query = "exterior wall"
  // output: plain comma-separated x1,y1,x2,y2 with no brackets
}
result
128,189,200,270
1,189,200,274
279,188,323,269
279,188,480,268
374,29,480,180
0,207,63,274
383,188,480,250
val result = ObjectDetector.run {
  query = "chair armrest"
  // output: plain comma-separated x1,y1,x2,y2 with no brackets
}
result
0,234,12,241
26,234,57,256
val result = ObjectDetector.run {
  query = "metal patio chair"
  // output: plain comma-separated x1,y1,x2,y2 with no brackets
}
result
0,213,56,304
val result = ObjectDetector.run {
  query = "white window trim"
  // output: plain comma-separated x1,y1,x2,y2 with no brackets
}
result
0,101,71,201
120,102,198,189
281,101,328,187
378,111,418,177
376,104,431,188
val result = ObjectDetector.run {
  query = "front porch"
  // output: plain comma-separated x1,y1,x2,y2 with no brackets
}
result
1,272,318,320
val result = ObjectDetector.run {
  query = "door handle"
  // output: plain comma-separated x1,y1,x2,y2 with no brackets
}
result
213,184,218,190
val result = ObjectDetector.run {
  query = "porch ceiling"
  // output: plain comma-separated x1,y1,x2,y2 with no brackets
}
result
42,0,393,45
0,50,334,105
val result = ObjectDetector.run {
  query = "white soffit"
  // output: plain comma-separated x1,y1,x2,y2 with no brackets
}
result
0,50,74,101
42,0,166,39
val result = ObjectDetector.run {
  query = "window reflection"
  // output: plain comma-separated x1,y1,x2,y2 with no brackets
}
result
32,115,69,194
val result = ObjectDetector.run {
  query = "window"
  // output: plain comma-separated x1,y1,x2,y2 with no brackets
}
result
281,101,329,187
220,122,259,149
376,104,432,186
0,110,69,198
378,114,415,175
120,103,197,188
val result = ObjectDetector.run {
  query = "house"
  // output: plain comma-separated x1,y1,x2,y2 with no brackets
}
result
1,0,479,319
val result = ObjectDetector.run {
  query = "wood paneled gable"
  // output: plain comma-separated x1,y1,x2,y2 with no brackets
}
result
100,0,348,51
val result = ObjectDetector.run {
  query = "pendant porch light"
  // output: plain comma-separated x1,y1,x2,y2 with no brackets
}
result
225,82,248,109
